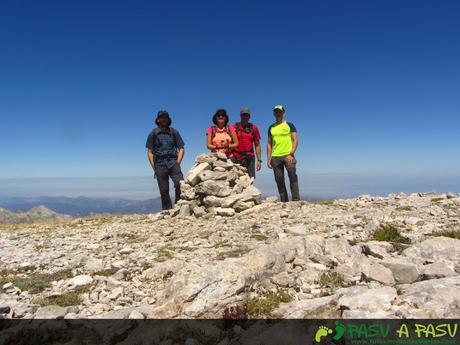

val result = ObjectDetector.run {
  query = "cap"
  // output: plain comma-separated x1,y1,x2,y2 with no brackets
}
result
273,105,285,112
240,107,251,115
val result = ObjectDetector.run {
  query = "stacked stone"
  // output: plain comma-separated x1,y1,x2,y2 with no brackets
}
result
171,152,262,217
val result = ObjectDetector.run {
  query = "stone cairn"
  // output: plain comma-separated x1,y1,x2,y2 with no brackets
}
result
166,152,262,218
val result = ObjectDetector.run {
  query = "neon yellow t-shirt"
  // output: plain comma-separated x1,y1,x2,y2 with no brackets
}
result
268,121,297,157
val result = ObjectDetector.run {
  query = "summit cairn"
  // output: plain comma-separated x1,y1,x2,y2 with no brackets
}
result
169,152,262,218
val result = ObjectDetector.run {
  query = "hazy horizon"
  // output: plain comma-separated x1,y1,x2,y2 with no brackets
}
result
1,172,459,201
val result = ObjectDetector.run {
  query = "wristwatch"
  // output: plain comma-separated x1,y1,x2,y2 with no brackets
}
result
257,159,262,163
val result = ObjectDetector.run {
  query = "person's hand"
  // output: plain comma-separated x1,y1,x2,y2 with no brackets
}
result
257,160,262,171
285,155,294,165
267,160,272,169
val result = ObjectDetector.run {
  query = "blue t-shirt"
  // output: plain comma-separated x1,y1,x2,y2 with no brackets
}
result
146,127,185,168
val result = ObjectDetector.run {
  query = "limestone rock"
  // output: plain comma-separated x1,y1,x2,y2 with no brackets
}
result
69,275,93,287
361,263,395,285
34,306,69,319
403,237,460,261
2,189,460,319
215,208,235,217
422,262,457,279
338,286,397,313
185,162,211,186
380,258,420,284
195,180,232,197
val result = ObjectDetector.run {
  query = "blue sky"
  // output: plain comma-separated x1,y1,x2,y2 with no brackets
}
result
1,1,459,197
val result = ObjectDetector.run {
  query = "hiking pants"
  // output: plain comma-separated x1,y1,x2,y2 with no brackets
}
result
231,156,256,179
270,155,300,202
155,162,184,210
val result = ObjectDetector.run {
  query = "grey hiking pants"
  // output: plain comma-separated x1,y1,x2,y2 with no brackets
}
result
271,155,300,202
231,156,256,179
155,161,184,210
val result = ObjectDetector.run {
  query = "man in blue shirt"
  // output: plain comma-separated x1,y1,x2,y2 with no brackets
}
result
146,110,185,210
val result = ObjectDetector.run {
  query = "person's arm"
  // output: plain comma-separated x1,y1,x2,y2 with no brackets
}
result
290,132,298,155
267,135,273,169
207,133,217,150
229,130,239,149
254,139,262,171
285,123,298,165
174,131,185,164
147,148,156,176
177,147,184,164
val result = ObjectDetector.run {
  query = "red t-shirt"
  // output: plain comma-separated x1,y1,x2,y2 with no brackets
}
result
229,123,261,158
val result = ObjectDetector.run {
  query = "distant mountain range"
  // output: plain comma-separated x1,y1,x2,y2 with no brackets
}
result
0,196,163,217
0,205,70,224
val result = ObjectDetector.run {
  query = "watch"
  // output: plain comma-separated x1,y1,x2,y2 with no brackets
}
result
258,159,262,163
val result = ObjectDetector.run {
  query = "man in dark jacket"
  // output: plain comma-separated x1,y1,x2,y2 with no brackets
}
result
146,110,185,210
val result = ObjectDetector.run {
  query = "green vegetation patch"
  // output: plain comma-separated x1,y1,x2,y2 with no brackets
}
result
396,206,413,211
430,230,460,240
155,247,174,262
93,268,119,277
0,268,73,294
34,285,91,307
318,271,344,287
216,247,249,260
250,234,268,241
371,224,411,244
247,291,292,318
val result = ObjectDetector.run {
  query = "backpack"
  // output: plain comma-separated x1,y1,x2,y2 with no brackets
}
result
235,122,254,135
211,125,231,140
151,127,178,148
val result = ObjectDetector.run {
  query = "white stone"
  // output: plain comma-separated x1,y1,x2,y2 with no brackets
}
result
185,162,211,186
215,208,235,217
34,306,69,319
119,247,133,255
69,275,93,287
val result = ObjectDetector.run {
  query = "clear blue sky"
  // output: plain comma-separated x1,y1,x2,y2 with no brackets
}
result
1,0,459,181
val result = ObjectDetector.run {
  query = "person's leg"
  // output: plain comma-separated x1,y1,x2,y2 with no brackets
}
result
169,162,184,205
156,166,173,210
247,156,256,179
271,156,288,202
286,157,300,201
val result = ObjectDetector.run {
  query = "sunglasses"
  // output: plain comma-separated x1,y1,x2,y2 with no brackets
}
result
241,113,250,116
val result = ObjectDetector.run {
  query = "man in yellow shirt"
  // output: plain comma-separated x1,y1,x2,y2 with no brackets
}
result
267,105,300,202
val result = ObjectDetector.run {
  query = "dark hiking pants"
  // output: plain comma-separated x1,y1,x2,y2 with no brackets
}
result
270,155,300,202
155,162,184,210
231,156,256,178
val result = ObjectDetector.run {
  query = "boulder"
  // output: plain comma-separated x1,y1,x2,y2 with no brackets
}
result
338,286,397,313
380,258,420,284
403,237,460,261
422,262,457,279
69,275,93,287
215,208,236,217
34,306,69,319
185,163,211,186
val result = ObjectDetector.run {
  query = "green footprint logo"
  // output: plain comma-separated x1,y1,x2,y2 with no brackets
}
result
333,321,345,341
314,325,333,343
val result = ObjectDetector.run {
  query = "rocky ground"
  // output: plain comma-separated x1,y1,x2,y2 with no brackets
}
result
1,190,460,320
